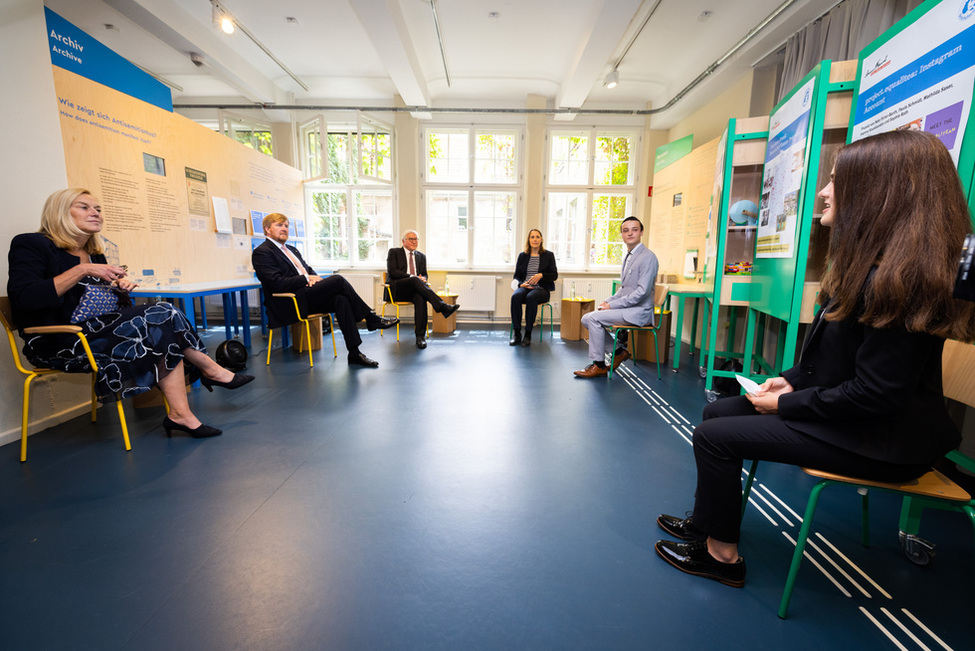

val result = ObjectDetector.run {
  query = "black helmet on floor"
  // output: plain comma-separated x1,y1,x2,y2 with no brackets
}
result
216,339,248,371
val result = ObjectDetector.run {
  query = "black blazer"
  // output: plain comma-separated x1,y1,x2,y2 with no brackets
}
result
7,232,109,355
386,247,427,300
512,250,558,292
251,239,316,328
7,232,108,327
778,304,957,464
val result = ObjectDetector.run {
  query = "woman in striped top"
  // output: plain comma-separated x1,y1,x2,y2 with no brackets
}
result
510,229,558,347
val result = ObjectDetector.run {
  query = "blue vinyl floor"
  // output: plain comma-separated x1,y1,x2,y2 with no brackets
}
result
0,325,972,650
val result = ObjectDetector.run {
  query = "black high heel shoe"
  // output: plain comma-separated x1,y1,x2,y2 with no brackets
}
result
200,373,255,392
163,416,222,438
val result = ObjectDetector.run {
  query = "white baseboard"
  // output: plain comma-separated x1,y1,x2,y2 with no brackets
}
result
0,401,94,451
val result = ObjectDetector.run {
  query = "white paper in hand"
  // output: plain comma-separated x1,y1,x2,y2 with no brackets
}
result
735,374,761,395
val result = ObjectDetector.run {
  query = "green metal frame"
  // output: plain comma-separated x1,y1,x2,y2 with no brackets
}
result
741,61,858,382
508,301,554,342
701,119,768,392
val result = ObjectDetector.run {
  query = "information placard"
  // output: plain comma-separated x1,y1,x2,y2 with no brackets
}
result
756,76,816,259
851,0,975,162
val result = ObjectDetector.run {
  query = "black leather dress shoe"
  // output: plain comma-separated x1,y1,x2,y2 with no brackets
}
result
366,315,399,331
416,337,427,349
657,513,706,541
654,539,745,588
441,303,460,318
509,334,522,346
348,351,379,368
520,337,531,347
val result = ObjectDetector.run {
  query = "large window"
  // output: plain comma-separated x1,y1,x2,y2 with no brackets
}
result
423,127,520,267
301,117,394,266
546,130,638,269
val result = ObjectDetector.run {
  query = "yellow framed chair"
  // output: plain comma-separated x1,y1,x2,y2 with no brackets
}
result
266,293,336,367
0,296,131,462
739,338,975,619
381,273,431,342
607,285,670,380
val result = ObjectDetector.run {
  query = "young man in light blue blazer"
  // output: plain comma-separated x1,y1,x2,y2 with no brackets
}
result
575,216,659,378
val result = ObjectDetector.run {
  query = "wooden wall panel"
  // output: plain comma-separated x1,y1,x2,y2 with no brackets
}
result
53,68,302,287
648,136,720,279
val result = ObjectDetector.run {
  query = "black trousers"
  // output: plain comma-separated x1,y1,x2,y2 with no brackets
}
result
510,287,550,333
691,396,929,544
303,276,371,352
391,277,445,337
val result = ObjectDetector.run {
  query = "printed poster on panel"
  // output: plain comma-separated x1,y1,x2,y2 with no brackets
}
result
755,77,816,259
852,0,975,160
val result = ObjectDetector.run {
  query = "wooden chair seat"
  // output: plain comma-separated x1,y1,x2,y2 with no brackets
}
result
802,466,971,502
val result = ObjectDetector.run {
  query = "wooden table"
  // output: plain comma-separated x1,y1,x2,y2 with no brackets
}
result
561,298,594,340
432,293,459,334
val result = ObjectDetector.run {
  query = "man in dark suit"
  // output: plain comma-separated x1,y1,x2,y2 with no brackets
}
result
385,230,459,349
252,213,397,368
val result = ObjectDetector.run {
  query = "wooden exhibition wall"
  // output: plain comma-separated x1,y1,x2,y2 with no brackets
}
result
52,67,303,287
647,136,720,280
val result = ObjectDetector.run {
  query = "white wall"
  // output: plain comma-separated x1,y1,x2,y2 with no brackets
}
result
0,0,92,451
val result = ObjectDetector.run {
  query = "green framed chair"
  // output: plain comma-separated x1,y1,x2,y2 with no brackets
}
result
266,293,336,367
896,339,975,565
508,300,554,342
739,338,975,619
1,296,131,462
607,285,669,380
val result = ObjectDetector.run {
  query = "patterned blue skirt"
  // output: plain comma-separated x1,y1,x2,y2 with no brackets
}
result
24,302,205,402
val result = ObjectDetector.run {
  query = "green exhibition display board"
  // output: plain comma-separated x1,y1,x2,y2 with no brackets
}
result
700,117,769,393
748,66,823,323
850,0,975,214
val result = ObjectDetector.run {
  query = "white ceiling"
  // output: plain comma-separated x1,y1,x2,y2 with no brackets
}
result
44,0,842,128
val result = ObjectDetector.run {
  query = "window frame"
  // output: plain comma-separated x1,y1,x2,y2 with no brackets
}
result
421,125,523,270
301,120,397,268
298,115,328,182
357,112,394,184
217,109,274,157
544,127,640,271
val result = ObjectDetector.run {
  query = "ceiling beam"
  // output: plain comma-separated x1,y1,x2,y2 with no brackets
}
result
347,0,429,107
102,0,279,103
558,0,644,109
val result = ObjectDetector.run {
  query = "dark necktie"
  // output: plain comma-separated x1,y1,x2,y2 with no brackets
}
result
621,251,632,280
408,251,416,276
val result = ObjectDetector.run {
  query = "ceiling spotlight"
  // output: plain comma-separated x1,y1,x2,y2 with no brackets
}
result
604,69,619,89
211,1,235,34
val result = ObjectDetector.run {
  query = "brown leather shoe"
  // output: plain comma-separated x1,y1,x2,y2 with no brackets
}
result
574,363,608,378
611,349,631,370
